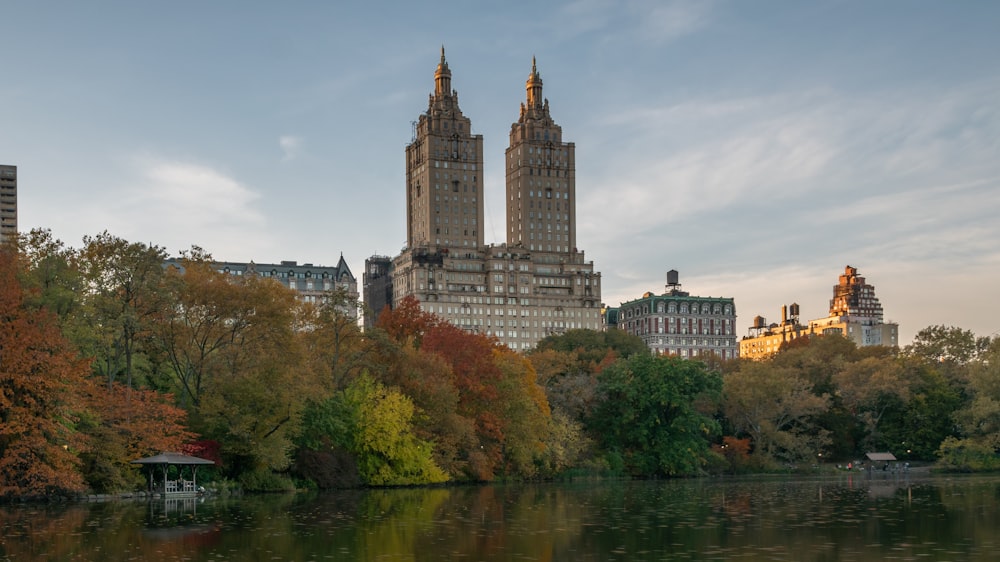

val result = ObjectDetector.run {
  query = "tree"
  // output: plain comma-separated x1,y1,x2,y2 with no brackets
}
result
153,252,307,473
298,374,448,486
0,249,91,498
723,361,831,465
77,232,167,394
906,325,990,366
948,338,1000,454
14,229,82,323
76,383,194,492
534,328,648,366
298,288,377,392
529,347,601,425
492,348,551,478
588,354,722,476
878,359,961,459
832,355,910,451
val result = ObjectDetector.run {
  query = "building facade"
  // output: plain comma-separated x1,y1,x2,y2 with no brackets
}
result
167,257,358,317
363,255,393,329
740,265,899,359
613,270,738,359
0,165,16,243
385,49,602,350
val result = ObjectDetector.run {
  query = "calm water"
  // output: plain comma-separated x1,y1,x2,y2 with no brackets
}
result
2,473,999,561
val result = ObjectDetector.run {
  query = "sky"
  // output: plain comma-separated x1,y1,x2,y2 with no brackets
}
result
3,1,999,345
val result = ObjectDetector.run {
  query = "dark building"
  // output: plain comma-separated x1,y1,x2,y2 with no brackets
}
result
0,164,16,242
363,255,393,330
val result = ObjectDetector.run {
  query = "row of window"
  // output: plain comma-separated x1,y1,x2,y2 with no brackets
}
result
650,337,736,347
625,302,733,316
422,303,601,319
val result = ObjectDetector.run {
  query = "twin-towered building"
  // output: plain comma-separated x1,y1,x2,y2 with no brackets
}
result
366,49,602,350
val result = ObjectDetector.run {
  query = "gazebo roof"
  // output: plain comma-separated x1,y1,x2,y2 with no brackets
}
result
131,452,215,466
865,452,897,462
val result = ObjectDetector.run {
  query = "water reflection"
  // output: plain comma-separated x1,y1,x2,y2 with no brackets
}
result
2,474,999,561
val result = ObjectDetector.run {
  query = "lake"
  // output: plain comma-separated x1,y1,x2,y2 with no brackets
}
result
2,472,998,561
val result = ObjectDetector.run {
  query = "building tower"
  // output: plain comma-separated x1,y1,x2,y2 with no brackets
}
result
387,50,602,351
0,165,16,243
404,47,485,251
828,265,884,322
505,57,577,254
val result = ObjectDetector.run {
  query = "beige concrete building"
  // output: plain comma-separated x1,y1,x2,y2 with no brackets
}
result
388,50,602,350
740,266,899,359
0,165,16,243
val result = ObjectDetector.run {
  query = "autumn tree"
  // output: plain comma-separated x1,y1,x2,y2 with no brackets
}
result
723,361,831,466
376,298,557,481
152,251,307,474
0,248,91,498
492,348,551,478
528,329,646,425
298,288,377,392
528,347,600,424
588,353,722,476
420,322,506,480
76,383,194,492
297,373,448,486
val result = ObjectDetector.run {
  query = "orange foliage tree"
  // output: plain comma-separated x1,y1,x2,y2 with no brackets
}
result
0,249,91,498
376,297,554,481
77,382,194,492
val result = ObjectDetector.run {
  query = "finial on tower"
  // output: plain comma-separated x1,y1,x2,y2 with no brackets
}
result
434,45,452,96
526,55,543,108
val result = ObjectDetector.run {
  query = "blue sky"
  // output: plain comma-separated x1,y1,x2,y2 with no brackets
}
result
3,1,999,344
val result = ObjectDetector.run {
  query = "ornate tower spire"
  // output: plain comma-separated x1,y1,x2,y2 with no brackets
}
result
405,48,484,251
435,45,452,97
526,55,543,109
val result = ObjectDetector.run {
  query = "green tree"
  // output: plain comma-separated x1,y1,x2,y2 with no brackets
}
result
14,229,82,323
878,359,961,459
298,288,377,392
298,374,448,486
534,328,648,365
153,252,307,474
78,232,167,393
832,355,910,451
723,361,831,466
588,354,722,476
946,337,1000,457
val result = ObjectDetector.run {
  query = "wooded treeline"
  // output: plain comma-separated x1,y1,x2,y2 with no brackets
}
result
2,230,998,498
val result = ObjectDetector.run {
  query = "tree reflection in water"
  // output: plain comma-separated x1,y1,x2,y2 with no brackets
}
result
1,475,999,561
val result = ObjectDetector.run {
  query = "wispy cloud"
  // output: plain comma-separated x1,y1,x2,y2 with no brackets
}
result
556,0,712,42
630,0,713,43
83,157,274,258
279,135,302,162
